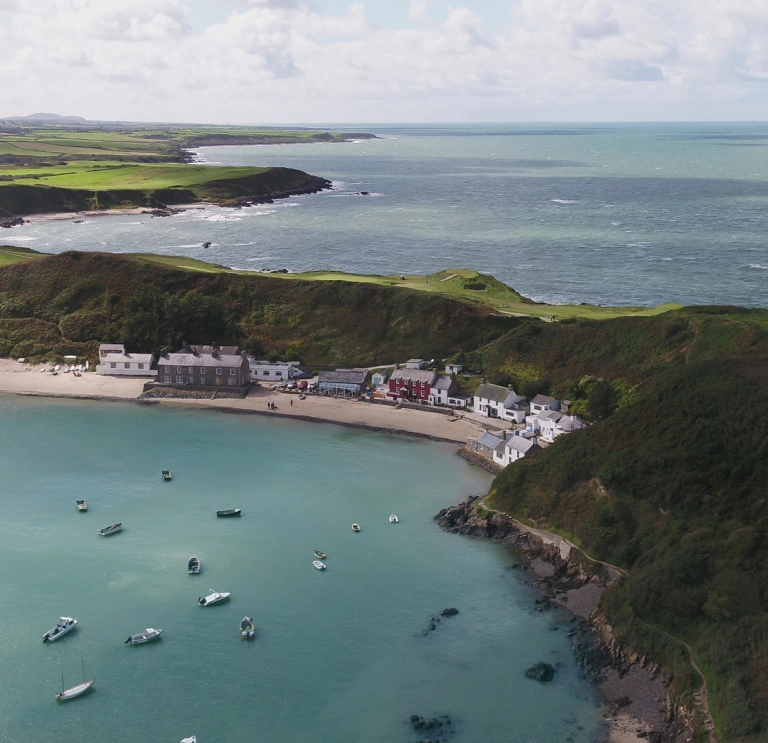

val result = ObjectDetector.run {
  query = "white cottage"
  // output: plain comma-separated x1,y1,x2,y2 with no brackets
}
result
504,436,537,464
371,369,390,388
535,411,586,443
529,394,561,415
96,351,157,377
445,364,463,375
473,383,528,423
429,375,460,406
247,359,301,382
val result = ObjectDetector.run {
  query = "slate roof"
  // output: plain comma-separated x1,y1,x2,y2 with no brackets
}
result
100,353,155,365
506,437,536,454
531,394,558,406
474,383,516,404
190,344,239,356
433,376,455,391
318,370,367,385
476,432,504,450
160,351,248,368
99,343,125,353
391,368,437,384
537,410,564,423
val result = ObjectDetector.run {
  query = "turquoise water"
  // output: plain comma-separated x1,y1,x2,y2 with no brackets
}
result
10,123,768,307
0,396,604,743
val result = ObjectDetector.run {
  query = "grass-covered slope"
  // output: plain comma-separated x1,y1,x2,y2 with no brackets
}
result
482,312,768,741
0,251,518,364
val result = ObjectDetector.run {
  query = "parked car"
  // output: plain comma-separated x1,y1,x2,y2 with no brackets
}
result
286,381,298,390
293,372,314,379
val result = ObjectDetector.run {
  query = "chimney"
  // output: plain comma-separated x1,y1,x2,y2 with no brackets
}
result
508,384,514,391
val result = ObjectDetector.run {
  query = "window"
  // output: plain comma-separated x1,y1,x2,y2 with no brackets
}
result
164,375,171,383
124,363,130,369
200,368,206,375
216,368,222,375
110,362,116,368
177,366,183,373
138,363,144,370
230,368,236,375
165,366,171,373
263,371,270,376
176,376,184,384
189,367,194,374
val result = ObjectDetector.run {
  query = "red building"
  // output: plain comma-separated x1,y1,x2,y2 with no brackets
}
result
387,368,437,403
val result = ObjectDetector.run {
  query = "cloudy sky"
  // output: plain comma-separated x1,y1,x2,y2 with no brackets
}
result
1,0,768,123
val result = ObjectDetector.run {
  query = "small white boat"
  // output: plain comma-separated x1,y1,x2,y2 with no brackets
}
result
76,500,87,512
43,616,77,643
198,588,231,606
54,659,94,701
181,737,197,743
63,365,70,373
313,560,326,570
39,367,46,373
351,523,361,532
97,522,122,536
125,627,163,645
240,616,255,639
389,514,399,523
188,557,200,574
54,365,60,372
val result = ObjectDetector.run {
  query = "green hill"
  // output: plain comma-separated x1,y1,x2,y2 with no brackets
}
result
480,310,768,741
0,251,519,364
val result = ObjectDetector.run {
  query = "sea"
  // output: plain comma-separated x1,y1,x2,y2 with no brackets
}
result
9,122,768,308
0,395,605,743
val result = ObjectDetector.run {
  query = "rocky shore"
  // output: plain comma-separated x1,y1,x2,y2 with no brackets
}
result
434,496,697,743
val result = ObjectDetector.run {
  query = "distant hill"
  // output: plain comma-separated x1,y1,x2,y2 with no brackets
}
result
5,113,87,122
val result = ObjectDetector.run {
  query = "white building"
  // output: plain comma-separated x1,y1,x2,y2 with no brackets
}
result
405,359,426,369
98,343,125,361
429,375,460,406
533,411,586,443
446,392,471,409
371,369,389,388
247,359,301,382
97,351,157,377
445,364,463,375
467,430,538,468
504,436,537,464
473,383,528,423
529,394,561,415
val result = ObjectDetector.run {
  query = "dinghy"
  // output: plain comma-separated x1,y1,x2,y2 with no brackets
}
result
240,616,255,639
187,557,200,574
76,500,88,512
313,550,326,560
198,589,231,606
351,523,361,532
216,509,241,517
97,522,122,536
180,737,197,743
162,470,172,481
125,628,163,645
313,560,326,570
54,659,94,701
389,514,399,523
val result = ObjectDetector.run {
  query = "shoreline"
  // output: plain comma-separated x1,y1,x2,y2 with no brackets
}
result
435,497,692,743
22,203,213,223
0,360,485,445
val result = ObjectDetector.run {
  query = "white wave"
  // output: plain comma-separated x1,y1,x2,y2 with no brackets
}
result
610,222,621,226
551,199,579,204
749,263,768,270
230,241,258,247
205,215,242,222
7,235,37,241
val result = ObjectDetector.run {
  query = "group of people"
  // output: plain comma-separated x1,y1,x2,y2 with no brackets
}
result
267,401,277,410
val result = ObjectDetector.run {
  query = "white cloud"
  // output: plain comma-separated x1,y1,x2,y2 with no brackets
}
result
1,0,768,121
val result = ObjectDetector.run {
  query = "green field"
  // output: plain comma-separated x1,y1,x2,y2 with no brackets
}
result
0,124,369,216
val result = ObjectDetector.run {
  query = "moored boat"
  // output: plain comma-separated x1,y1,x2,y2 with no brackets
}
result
125,628,163,645
313,550,326,559
389,514,399,523
162,470,172,481
54,659,94,701
351,523,361,532
76,500,88,512
187,557,201,574
181,737,197,743
216,509,241,517
313,560,326,570
198,589,231,606
43,616,77,643
97,522,123,536
240,616,255,639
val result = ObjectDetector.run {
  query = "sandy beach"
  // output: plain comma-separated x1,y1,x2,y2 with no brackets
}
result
21,203,212,223
0,359,484,444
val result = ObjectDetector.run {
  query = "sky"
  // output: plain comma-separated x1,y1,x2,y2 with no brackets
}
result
1,0,768,123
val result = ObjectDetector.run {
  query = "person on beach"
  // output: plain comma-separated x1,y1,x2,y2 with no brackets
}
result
290,399,293,407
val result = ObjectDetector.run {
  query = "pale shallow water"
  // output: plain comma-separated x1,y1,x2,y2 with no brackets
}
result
9,122,768,308
0,396,604,743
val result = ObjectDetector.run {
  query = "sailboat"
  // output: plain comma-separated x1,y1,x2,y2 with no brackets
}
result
54,659,94,701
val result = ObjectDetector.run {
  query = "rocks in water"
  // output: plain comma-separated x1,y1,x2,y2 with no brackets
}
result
409,714,454,742
358,191,370,195
422,608,459,634
525,662,556,682
441,608,459,617
0,216,25,228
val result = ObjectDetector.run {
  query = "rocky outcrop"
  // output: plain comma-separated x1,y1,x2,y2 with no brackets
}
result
435,497,693,743
0,216,25,228
525,662,555,682
457,446,503,474
216,175,332,208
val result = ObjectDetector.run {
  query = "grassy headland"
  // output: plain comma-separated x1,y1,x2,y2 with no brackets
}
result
0,124,373,217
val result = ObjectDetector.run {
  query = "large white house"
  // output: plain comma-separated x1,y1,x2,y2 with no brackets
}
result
247,359,301,382
532,411,586,443
467,430,538,468
529,394,561,415
429,375,460,406
96,345,157,377
473,383,528,423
